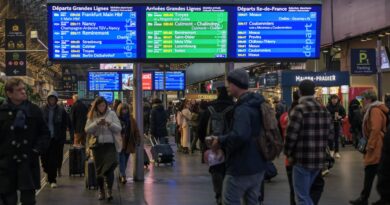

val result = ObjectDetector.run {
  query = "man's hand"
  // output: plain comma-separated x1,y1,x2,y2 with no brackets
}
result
211,138,220,151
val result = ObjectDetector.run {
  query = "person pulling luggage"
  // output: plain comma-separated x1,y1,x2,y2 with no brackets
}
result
85,97,122,201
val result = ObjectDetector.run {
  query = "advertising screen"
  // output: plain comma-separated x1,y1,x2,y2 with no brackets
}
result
98,92,114,104
142,72,153,90
88,71,120,91
146,6,228,59
235,5,321,59
121,73,134,90
48,5,137,60
121,72,153,91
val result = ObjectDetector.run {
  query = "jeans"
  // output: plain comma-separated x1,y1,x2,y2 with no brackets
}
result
360,164,379,200
0,190,36,205
293,165,320,205
118,151,130,178
222,172,265,205
329,125,340,152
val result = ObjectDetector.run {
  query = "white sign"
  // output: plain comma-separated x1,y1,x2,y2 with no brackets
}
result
295,75,336,82
381,46,390,70
100,63,133,70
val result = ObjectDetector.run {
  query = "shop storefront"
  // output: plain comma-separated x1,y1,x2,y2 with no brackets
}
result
281,71,350,108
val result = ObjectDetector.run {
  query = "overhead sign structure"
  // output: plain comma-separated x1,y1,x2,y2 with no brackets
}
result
48,5,138,60
47,4,321,62
351,49,377,75
47,0,322,5
146,6,228,59
5,19,27,76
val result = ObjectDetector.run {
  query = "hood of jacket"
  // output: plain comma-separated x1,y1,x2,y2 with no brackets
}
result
152,103,164,111
47,90,59,100
237,92,265,108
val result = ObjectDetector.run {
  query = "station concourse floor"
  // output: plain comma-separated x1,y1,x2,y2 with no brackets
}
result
36,143,380,205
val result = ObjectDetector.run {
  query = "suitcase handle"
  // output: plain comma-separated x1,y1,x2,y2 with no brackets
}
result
145,134,159,146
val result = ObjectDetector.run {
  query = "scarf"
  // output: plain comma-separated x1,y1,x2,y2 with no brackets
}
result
7,100,28,129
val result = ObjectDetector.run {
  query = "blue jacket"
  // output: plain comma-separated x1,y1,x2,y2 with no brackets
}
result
219,92,266,176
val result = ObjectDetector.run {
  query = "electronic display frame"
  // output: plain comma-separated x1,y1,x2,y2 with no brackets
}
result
48,3,322,63
87,70,121,91
153,70,186,91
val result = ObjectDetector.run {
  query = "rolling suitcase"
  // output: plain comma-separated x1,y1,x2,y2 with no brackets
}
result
69,146,85,176
149,136,174,166
85,159,98,190
144,149,150,168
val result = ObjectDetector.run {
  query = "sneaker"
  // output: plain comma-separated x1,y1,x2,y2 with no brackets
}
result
349,197,368,205
322,169,330,177
335,152,341,159
330,151,335,158
50,183,58,188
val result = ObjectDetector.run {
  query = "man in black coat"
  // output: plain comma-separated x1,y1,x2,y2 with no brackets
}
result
150,98,168,144
70,94,88,146
41,91,70,188
0,78,50,205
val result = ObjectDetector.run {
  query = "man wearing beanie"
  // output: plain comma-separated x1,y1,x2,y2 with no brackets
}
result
211,69,266,205
285,80,334,205
41,91,70,188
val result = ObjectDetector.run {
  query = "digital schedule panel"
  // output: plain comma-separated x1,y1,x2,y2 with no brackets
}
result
145,6,228,59
165,71,185,90
99,92,114,104
235,6,321,59
88,71,121,91
154,71,165,90
48,5,137,60
154,71,186,90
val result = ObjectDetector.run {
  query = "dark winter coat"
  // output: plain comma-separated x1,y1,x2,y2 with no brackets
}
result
70,100,88,134
218,92,266,176
326,102,346,127
119,115,141,154
198,99,234,142
41,104,70,144
377,126,390,202
150,104,168,138
348,99,363,134
0,100,50,193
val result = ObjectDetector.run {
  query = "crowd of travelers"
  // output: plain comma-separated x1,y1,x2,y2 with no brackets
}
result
1,76,390,205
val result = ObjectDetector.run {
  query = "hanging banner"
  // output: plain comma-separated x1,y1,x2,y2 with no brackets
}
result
5,19,26,76
351,49,377,75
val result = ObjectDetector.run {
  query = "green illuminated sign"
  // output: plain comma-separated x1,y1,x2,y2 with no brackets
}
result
146,12,228,58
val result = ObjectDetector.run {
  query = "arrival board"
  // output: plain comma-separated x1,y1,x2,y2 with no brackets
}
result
146,6,228,59
88,71,121,91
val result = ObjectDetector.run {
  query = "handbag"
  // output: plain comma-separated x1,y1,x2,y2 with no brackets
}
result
357,136,368,154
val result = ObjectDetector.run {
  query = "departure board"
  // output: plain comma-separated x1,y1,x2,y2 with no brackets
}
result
99,92,114,104
166,71,185,90
154,71,165,90
48,5,137,60
88,72,120,91
235,6,321,58
146,6,228,59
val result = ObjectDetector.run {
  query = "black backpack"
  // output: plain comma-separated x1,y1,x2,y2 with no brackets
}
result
207,106,234,136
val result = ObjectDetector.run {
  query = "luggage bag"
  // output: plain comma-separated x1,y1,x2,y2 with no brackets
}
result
69,146,85,176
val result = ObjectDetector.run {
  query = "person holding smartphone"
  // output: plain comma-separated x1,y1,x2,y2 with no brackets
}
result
85,97,122,201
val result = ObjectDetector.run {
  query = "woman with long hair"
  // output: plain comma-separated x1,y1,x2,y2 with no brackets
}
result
85,97,122,201
180,100,192,154
116,103,141,184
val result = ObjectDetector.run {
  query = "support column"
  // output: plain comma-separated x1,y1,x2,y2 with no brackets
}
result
377,39,383,101
225,62,234,86
133,63,144,181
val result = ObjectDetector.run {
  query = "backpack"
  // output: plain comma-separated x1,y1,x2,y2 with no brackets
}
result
257,102,284,161
207,106,234,136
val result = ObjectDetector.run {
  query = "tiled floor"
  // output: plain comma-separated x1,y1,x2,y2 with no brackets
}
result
36,144,380,205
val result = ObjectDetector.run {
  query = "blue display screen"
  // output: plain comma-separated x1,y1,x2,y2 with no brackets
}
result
48,5,137,60
235,6,321,59
98,92,114,104
154,71,164,91
88,72,120,91
166,71,185,91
